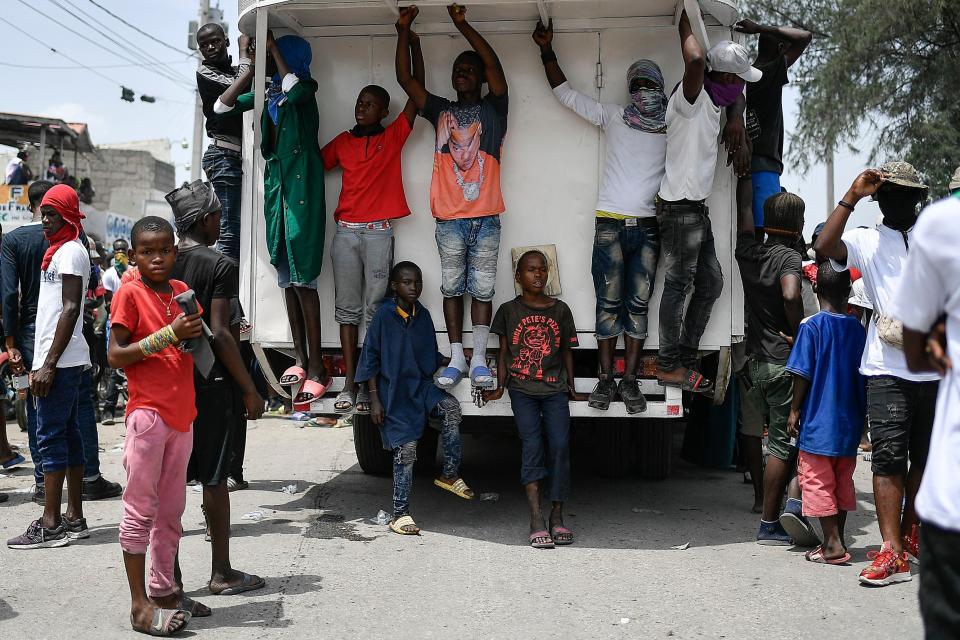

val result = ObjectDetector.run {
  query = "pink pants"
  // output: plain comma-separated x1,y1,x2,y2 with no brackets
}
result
798,451,857,518
119,409,193,597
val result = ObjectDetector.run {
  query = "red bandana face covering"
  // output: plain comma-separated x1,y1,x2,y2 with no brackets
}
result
40,184,85,271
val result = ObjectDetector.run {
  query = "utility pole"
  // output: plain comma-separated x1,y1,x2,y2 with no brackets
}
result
190,0,211,181
826,147,835,217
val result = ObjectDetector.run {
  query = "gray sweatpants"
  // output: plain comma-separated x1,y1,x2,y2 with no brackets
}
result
331,224,394,326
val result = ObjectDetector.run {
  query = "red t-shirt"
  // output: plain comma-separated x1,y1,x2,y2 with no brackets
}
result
321,116,413,223
110,278,198,432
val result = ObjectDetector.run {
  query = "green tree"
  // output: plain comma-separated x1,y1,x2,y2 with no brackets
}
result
745,0,960,194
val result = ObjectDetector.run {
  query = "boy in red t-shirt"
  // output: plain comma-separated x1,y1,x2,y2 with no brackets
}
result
108,216,206,636
321,31,424,415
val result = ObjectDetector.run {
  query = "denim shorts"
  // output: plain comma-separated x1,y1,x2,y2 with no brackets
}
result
276,241,318,290
434,216,501,301
591,217,660,340
866,375,938,476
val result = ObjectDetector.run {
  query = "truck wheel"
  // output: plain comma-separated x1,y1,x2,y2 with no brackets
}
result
592,418,638,478
635,419,673,480
352,414,392,476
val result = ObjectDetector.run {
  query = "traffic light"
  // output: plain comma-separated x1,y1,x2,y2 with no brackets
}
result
121,86,135,102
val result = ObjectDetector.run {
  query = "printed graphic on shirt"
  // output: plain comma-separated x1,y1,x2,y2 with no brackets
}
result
511,314,562,383
422,93,508,219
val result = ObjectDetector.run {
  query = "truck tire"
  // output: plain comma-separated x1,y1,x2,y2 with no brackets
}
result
635,419,673,480
592,418,638,478
352,414,392,476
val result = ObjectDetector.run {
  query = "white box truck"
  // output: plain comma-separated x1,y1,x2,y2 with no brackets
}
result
236,0,744,479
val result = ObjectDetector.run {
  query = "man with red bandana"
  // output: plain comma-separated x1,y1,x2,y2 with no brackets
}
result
7,185,93,549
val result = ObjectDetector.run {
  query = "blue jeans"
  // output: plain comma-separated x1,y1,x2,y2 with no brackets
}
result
591,218,660,340
508,390,570,502
392,395,462,517
78,368,101,479
656,201,724,371
435,216,501,301
35,365,85,475
751,171,781,229
202,145,243,263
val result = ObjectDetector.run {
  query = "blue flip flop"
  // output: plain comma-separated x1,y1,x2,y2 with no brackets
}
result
1,453,25,469
436,366,465,389
470,365,495,390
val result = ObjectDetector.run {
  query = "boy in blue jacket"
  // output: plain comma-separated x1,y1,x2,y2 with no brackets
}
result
355,262,475,535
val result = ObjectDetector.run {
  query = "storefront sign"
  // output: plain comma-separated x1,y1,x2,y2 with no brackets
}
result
0,184,34,224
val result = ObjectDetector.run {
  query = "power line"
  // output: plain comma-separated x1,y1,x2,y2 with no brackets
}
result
15,0,193,91
54,0,195,88
0,60,192,70
40,0,194,90
86,0,192,57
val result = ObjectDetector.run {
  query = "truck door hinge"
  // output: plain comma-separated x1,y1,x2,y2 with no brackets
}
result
596,61,604,89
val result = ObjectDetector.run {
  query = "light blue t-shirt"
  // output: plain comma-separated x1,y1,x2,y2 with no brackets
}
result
785,311,867,457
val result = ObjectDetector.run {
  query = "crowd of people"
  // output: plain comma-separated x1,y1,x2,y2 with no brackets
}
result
1,3,958,637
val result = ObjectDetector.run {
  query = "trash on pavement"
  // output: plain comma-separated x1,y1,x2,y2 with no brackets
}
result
631,507,663,515
279,483,300,494
617,618,631,625
241,511,265,521
479,492,500,502
670,542,690,550
371,510,391,525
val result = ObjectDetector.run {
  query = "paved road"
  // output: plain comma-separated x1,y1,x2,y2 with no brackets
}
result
0,418,923,639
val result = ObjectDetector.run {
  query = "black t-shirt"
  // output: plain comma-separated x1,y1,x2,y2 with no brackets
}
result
735,234,801,364
170,244,239,378
491,297,578,396
197,58,250,147
746,56,789,174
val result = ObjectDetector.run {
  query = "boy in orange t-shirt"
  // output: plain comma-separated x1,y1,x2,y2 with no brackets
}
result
108,216,206,636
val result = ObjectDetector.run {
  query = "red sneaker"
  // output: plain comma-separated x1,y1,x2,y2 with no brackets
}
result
903,525,920,565
859,541,912,586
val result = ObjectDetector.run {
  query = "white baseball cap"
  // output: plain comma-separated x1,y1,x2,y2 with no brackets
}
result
706,41,762,83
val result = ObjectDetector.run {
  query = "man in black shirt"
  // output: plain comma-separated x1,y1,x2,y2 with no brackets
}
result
167,180,265,596
734,179,814,546
734,18,812,238
196,23,253,263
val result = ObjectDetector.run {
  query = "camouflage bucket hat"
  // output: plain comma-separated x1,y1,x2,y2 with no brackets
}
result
879,161,927,190
949,166,960,192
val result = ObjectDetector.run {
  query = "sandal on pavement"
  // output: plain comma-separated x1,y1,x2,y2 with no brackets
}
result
434,477,475,500
659,368,715,395
550,525,574,546
354,385,371,415
436,366,466,389
469,365,495,390
390,515,420,535
588,376,617,410
208,572,265,596
805,546,851,565
131,608,191,637
529,530,555,549
1,453,25,469
333,389,356,415
280,365,306,386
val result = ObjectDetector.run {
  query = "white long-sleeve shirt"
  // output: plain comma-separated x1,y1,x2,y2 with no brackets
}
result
552,82,666,218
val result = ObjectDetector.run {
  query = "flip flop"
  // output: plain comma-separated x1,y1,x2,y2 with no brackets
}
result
279,365,306,386
333,389,356,415
208,572,265,596
354,385,371,415
390,515,420,535
434,477,475,500
294,378,330,407
1,453,25,469
529,530,555,549
805,546,851,565
550,525,574,546
436,366,465,389
779,510,822,548
470,365,495,390
131,608,192,637
177,594,211,618
659,368,715,395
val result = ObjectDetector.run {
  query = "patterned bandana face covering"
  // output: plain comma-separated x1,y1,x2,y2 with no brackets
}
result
622,60,667,133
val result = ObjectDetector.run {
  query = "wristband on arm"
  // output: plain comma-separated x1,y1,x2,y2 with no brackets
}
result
139,324,181,357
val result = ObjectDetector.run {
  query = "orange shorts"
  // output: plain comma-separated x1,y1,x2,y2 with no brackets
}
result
798,451,857,517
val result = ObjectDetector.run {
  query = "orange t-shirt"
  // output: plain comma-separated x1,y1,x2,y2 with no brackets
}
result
110,278,198,431
421,92,508,220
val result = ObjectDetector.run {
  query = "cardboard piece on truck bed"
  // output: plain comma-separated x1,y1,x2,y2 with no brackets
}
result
511,244,562,298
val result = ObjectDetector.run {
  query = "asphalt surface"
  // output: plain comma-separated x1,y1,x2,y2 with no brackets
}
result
0,417,924,639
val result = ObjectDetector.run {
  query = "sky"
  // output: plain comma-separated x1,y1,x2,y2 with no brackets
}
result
1,0,884,237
